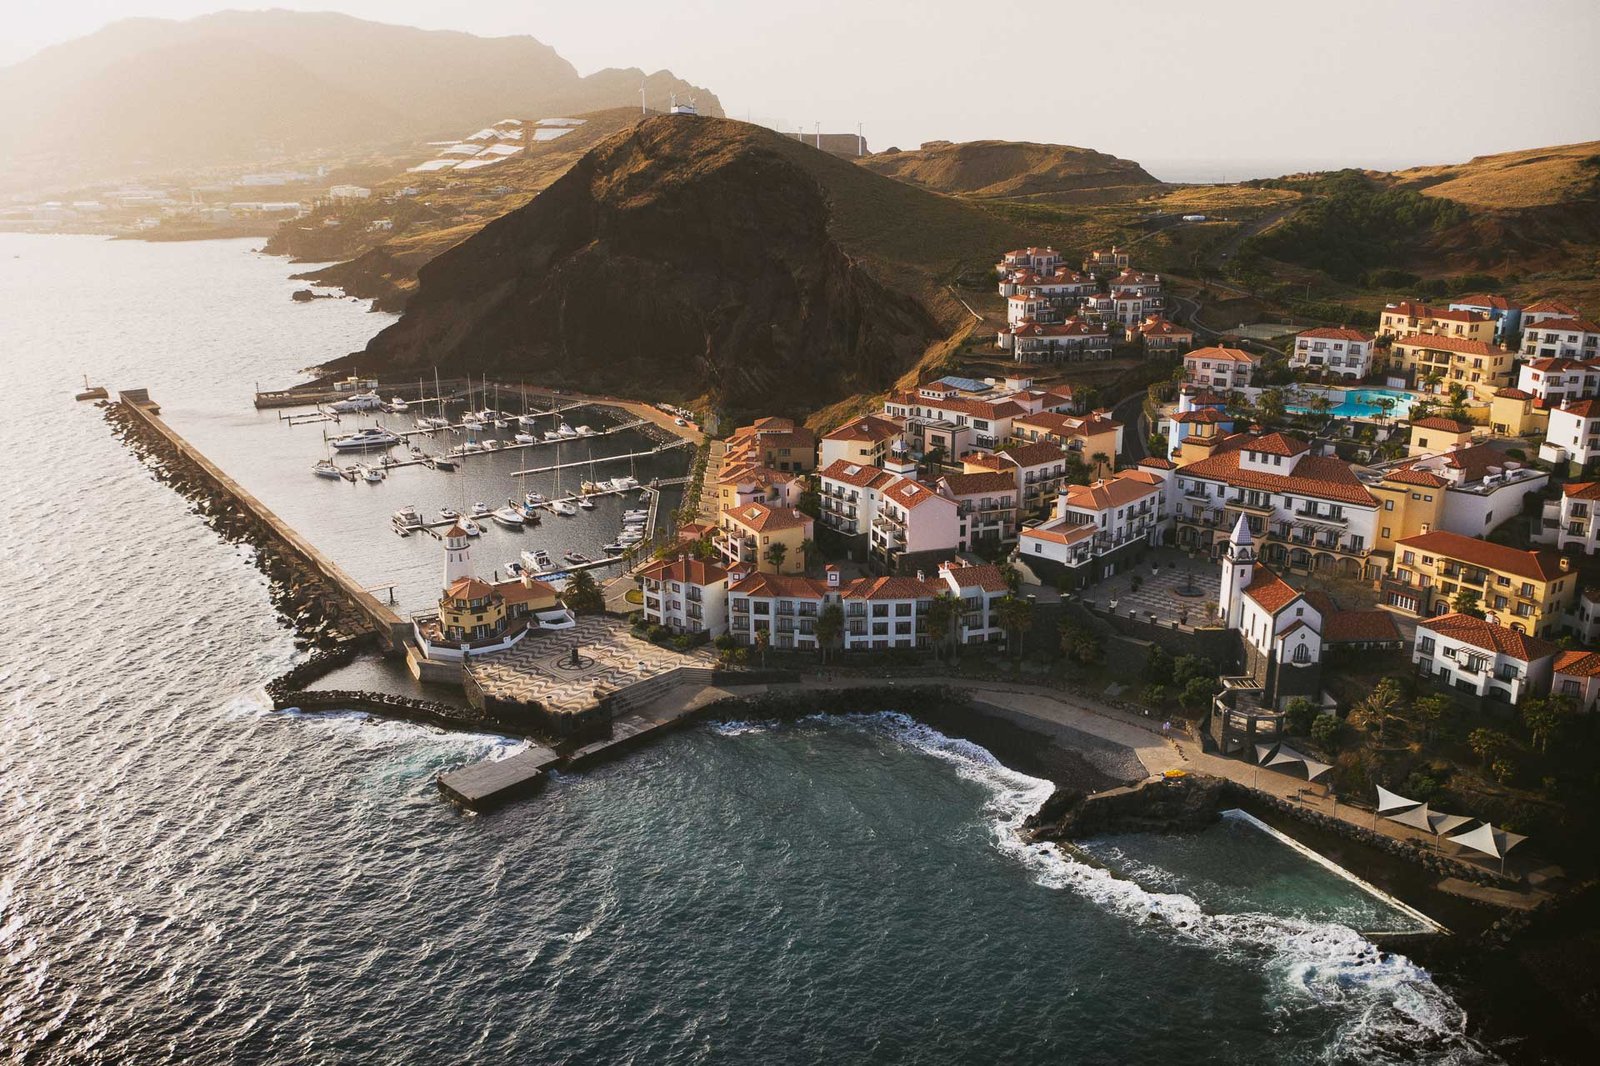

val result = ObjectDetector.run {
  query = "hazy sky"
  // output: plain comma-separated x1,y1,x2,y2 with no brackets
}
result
8,1,1600,180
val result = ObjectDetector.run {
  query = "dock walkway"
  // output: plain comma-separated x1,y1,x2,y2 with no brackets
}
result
437,744,562,808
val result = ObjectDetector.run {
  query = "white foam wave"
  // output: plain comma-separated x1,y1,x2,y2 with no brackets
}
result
273,705,527,760
726,710,1495,1064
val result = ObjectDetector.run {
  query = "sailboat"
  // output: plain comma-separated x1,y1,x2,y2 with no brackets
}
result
550,437,578,515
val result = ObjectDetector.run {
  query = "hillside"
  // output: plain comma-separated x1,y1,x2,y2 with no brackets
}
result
327,116,1028,422
858,140,1160,203
1391,141,1600,209
0,10,721,193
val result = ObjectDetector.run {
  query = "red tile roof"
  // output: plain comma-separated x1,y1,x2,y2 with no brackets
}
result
1555,398,1600,419
1526,317,1600,333
1383,466,1449,488
1392,335,1496,356
1395,530,1569,582
729,572,827,599
1242,565,1301,614
1524,299,1581,315
1410,416,1473,433
939,471,1018,497
883,477,948,509
1554,649,1600,678
1251,432,1310,457
995,440,1070,468
842,575,943,601
1297,327,1374,342
1185,345,1257,364
1021,521,1096,546
1452,294,1519,312
1322,609,1401,644
941,562,1011,593
1179,448,1378,507
1563,482,1600,500
1419,613,1557,662
725,502,812,533
824,414,902,443
638,557,729,586
1494,387,1532,400
820,458,896,489
1138,456,1177,469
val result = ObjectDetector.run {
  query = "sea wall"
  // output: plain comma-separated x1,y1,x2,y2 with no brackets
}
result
106,395,401,651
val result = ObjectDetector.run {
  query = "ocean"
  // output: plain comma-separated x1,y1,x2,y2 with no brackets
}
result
0,234,1494,1063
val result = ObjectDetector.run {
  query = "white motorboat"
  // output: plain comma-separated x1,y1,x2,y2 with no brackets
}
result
623,509,649,520
409,445,425,458
490,506,525,529
521,548,554,572
611,477,640,491
389,397,410,412
618,529,644,543
420,416,451,429
360,465,385,483
482,439,501,450
543,431,561,443
392,505,423,531
313,459,343,480
524,491,546,506
459,441,484,454
518,413,541,429
576,495,596,510
575,425,595,436
461,519,483,537
563,551,591,564
439,507,459,521
505,561,525,577
462,416,484,431
331,390,382,413
331,427,400,451
551,500,579,517
431,454,458,471
514,433,538,444
556,423,577,438
516,501,543,522
470,502,492,518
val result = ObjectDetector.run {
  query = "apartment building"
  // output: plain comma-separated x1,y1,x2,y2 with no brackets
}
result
1359,444,1547,551
961,440,1072,514
1379,301,1496,344
819,414,903,470
1412,613,1556,703
871,477,960,573
724,417,817,473
1386,530,1575,638
1390,335,1512,397
1019,468,1169,585
1289,327,1375,379
1538,397,1600,467
1133,314,1194,352
1537,481,1600,555
1449,294,1522,344
1515,357,1599,405
1520,317,1600,361
636,557,729,636
1010,409,1123,463
1000,317,1114,362
1183,346,1259,390
936,471,1020,551
715,501,813,575
1552,649,1600,713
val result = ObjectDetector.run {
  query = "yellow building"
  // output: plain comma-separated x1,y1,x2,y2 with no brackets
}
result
1367,468,1447,558
1379,301,1496,345
716,501,813,574
1407,416,1474,457
1489,387,1549,438
1391,335,1513,399
1385,529,1576,638
1010,409,1122,469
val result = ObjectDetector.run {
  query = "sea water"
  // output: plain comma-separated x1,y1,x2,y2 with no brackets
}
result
0,235,1493,1062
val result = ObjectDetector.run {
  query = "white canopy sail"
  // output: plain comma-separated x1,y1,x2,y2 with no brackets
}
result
1376,786,1420,813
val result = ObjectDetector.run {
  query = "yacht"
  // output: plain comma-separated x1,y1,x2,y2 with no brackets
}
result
330,390,382,413
459,441,484,454
542,430,562,443
490,506,525,529
623,509,649,520
550,500,579,517
331,427,400,451
563,551,591,565
611,476,640,491
313,459,343,480
439,507,460,521
516,501,543,523
618,528,644,543
388,397,410,412
518,413,541,429
556,423,577,438
482,439,501,451
431,454,458,471
420,416,451,430
524,491,546,506
470,502,492,518
602,541,626,555
575,425,595,436
360,465,385,483
460,518,483,537
392,505,423,532
514,433,538,445
521,548,554,573
577,496,596,510
505,561,525,578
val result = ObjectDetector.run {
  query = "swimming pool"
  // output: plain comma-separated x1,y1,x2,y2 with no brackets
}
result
1287,386,1418,420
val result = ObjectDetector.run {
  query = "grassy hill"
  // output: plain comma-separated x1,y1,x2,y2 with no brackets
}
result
1392,141,1600,209
326,116,1030,423
0,10,721,193
857,139,1160,204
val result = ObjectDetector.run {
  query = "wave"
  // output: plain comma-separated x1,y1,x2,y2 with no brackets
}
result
712,710,1495,1064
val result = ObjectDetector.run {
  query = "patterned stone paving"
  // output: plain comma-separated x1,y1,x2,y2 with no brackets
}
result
1082,551,1223,628
467,616,718,712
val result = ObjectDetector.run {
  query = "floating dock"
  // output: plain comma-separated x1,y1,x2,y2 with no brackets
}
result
436,743,562,810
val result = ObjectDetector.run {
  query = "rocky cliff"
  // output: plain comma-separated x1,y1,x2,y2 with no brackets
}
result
333,116,1022,422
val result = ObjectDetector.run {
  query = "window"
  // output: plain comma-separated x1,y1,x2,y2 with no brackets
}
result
1292,642,1311,664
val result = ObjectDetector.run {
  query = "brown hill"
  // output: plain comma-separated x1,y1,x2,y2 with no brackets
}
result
1389,140,1600,209
0,10,721,192
858,139,1160,203
329,116,1027,422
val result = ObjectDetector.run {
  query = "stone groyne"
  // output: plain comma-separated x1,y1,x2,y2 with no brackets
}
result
105,394,403,652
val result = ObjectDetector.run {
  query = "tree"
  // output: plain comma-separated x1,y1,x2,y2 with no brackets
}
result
815,602,844,664
995,595,1035,658
924,592,963,662
1310,713,1344,750
1090,451,1112,480
998,560,1022,593
1059,621,1104,666
1468,727,1513,767
561,569,605,615
1147,432,1169,458
1255,386,1287,428
753,626,770,669
1141,684,1169,708
1519,694,1569,754
1285,697,1317,736
797,538,816,572
1180,675,1218,712
1348,678,1404,741
762,541,789,572
1146,645,1174,685
1450,588,1485,618
1410,694,1453,744
1171,654,1217,689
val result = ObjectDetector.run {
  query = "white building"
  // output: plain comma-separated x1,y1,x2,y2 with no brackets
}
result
1413,613,1556,703
936,470,1020,550
327,184,371,201
1538,481,1600,554
1519,317,1600,361
819,414,904,470
872,476,961,572
1000,318,1113,362
1019,468,1169,583
1290,327,1375,379
636,557,729,636
1515,357,1600,405
1552,649,1600,713
1183,346,1259,390
1538,397,1600,467
997,246,1062,276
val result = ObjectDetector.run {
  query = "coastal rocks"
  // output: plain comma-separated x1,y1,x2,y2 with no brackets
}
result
1025,772,1228,842
103,402,372,652
291,288,334,302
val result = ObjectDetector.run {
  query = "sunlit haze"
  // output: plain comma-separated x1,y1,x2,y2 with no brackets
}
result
7,0,1599,180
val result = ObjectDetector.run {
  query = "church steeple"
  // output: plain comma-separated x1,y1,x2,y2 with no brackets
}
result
1218,514,1256,627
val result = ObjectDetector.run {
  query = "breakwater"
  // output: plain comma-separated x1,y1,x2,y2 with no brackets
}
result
105,393,405,651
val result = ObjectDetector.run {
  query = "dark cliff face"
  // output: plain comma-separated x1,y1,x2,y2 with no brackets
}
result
345,118,944,423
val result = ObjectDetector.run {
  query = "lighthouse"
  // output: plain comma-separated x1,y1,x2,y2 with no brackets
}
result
441,523,473,592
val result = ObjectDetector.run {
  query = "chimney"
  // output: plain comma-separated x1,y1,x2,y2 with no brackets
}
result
825,564,840,588
1560,556,1572,573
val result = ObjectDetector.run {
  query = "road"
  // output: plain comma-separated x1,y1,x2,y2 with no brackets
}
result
1113,390,1148,465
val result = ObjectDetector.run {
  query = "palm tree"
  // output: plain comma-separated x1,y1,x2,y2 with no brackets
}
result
762,541,788,572
994,595,1034,658
797,537,816,573
924,592,963,662
753,626,770,669
815,602,843,664
1090,452,1111,480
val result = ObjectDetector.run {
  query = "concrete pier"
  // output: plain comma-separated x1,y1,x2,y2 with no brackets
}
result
437,744,562,810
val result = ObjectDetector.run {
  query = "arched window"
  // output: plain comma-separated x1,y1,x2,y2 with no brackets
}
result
1292,642,1311,664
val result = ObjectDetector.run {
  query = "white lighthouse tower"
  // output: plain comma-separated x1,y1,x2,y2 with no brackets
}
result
441,523,473,592
1218,513,1255,628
